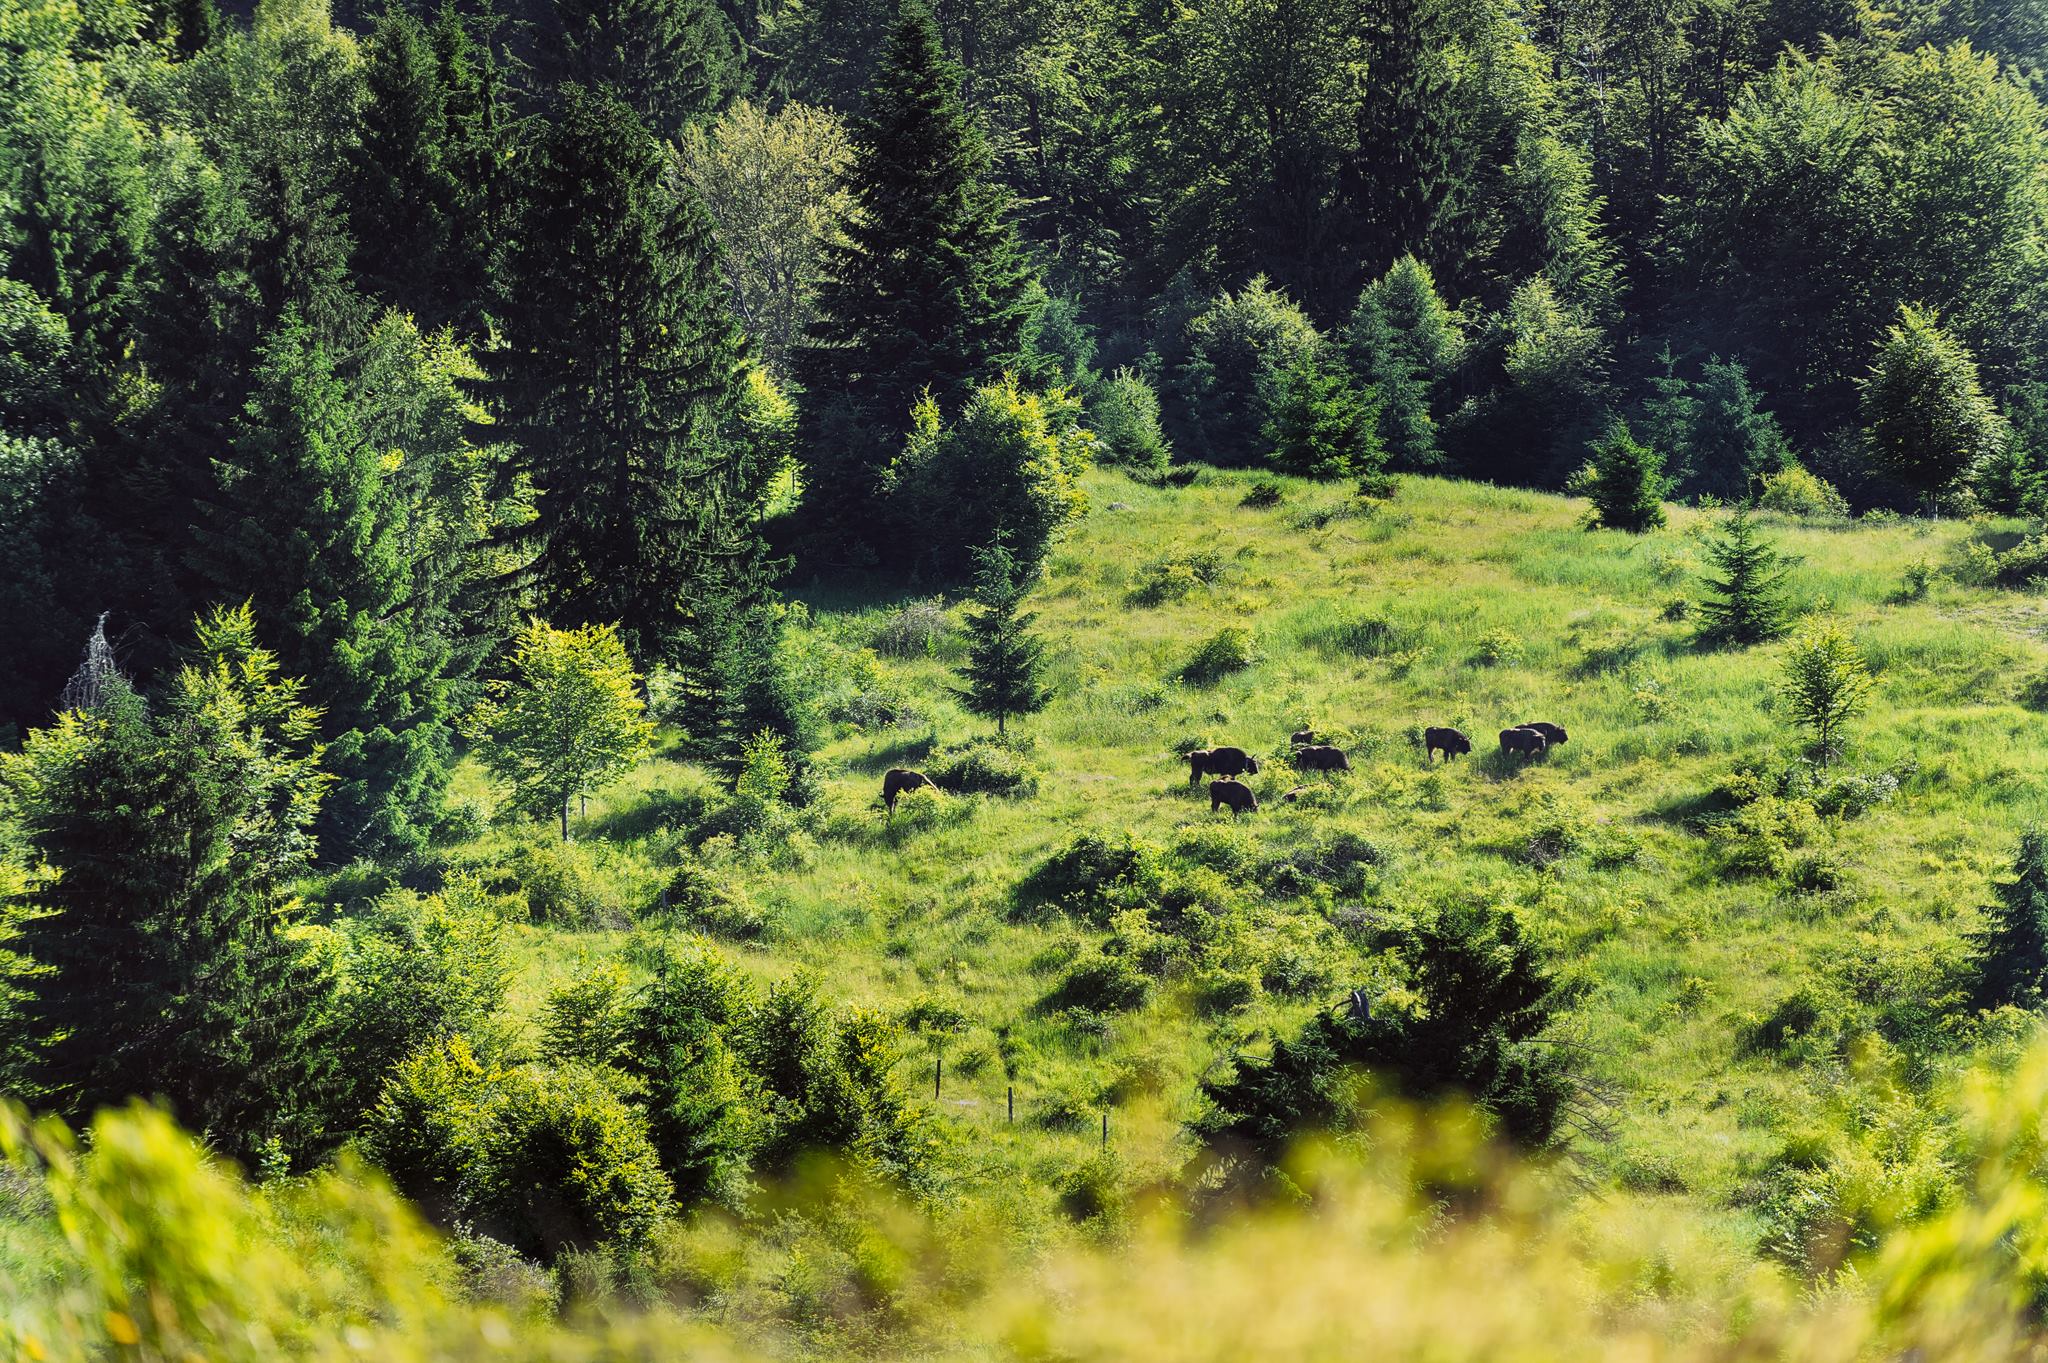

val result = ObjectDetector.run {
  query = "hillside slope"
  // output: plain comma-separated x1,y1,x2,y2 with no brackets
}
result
429,467,2048,1254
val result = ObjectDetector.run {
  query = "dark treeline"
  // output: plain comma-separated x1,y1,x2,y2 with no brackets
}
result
5,0,2048,847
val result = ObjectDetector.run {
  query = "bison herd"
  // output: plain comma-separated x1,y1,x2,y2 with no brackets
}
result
882,722,1569,819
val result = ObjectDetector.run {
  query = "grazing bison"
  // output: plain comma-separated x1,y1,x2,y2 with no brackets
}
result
1425,726,1472,762
1521,721,1568,746
1290,729,1317,747
1210,778,1258,815
1295,744,1351,773
1188,746,1260,784
881,767,935,819
1499,727,1548,758
1282,786,1308,803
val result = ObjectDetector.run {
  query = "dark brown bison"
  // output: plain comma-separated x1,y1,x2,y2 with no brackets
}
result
1295,744,1351,772
1210,778,1258,815
1499,727,1548,758
881,767,935,819
1290,729,1317,747
1188,746,1259,784
1520,721,1568,746
1425,726,1472,761
1282,786,1308,802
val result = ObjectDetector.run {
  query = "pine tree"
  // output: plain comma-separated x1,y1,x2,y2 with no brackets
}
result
795,0,1034,550
1696,508,1794,646
3,606,340,1166
1348,0,1460,282
1690,358,1791,501
1262,351,1382,482
955,538,1050,737
1585,420,1667,532
1198,903,1566,1185
1860,304,2006,507
1779,619,1872,762
352,6,463,327
1347,256,1461,471
1973,829,2048,1011
534,0,741,138
194,311,453,861
490,84,756,666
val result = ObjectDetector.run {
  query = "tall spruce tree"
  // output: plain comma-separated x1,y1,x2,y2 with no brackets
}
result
3,606,340,1166
534,0,741,137
194,311,454,860
1348,0,1460,283
1347,255,1462,470
955,537,1050,737
490,83,755,667
352,7,463,329
795,0,1033,552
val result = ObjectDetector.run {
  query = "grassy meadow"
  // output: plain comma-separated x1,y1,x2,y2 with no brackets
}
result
390,466,2048,1264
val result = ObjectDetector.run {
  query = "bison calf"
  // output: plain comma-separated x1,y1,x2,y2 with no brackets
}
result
881,767,935,819
1425,726,1472,761
1210,778,1258,815
1290,729,1317,747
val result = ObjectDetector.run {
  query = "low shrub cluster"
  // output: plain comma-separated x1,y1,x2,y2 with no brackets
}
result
926,737,1042,797
1130,550,1230,605
363,944,931,1251
1178,626,1261,685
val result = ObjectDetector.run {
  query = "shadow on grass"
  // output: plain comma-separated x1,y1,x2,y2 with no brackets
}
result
844,730,940,776
590,788,709,841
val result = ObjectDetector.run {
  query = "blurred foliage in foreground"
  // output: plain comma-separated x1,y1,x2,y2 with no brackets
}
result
16,1042,2048,1361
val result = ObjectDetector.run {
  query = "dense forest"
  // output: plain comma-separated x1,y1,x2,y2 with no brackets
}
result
14,0,2048,1351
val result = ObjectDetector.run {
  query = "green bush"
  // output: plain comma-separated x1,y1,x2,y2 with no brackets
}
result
927,738,1042,797
1475,627,1526,667
1756,464,1850,520
1045,953,1152,1013
659,859,772,939
1178,626,1261,685
1130,550,1228,605
1709,796,1820,876
1240,478,1285,507
365,1040,674,1257
1021,831,1166,921
498,838,652,927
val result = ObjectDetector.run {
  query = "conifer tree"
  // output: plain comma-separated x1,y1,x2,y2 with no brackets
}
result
3,606,340,1166
1584,421,1667,532
1695,508,1794,646
1349,0,1460,281
352,6,464,328
195,311,453,860
535,0,741,137
1689,359,1791,500
796,0,1034,549
955,537,1050,737
1347,255,1460,470
1860,303,2006,506
1263,351,1383,481
1973,829,2048,1011
490,84,755,666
